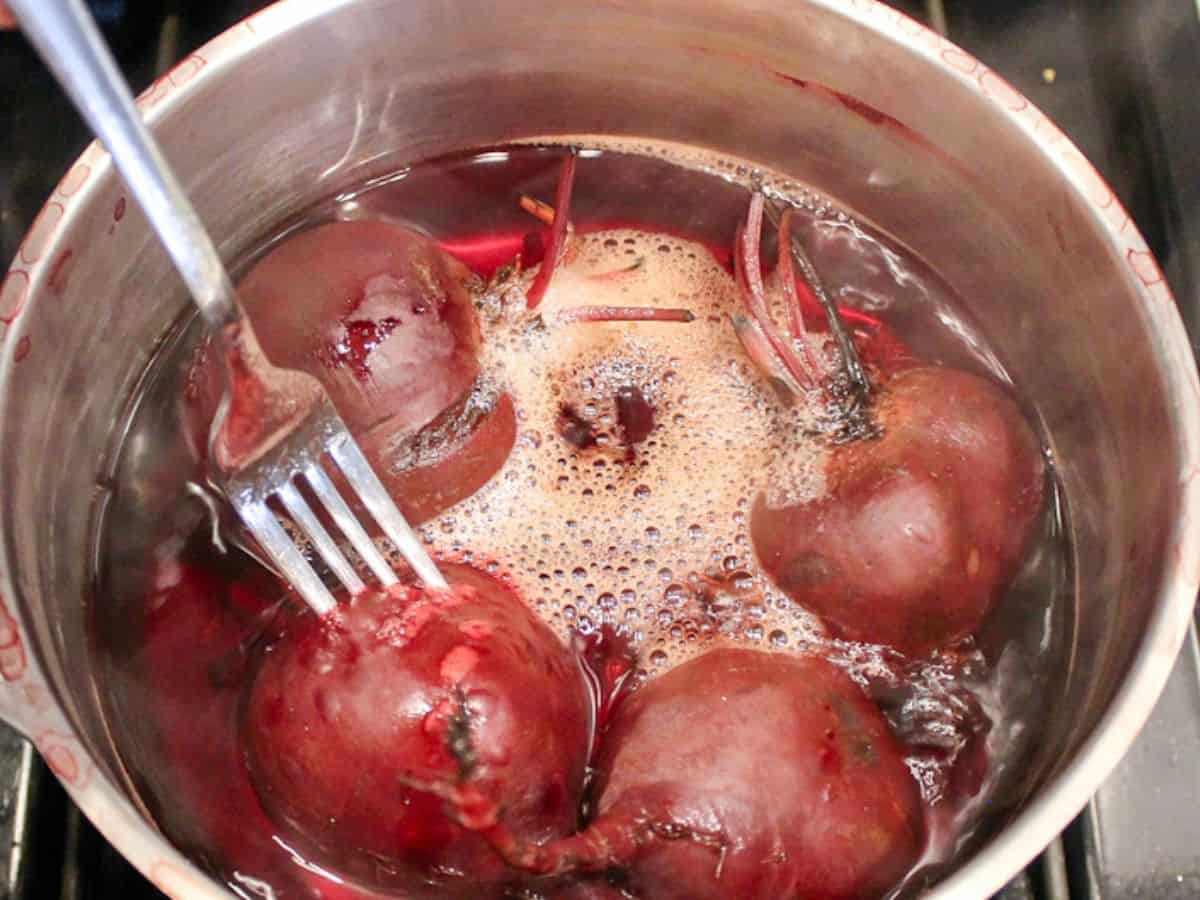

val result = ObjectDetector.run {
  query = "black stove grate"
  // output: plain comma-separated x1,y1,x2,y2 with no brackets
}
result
0,1,1197,897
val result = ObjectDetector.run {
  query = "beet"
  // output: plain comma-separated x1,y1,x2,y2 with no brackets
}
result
137,560,294,885
497,647,923,900
752,365,1044,655
188,219,514,524
239,220,482,433
242,563,593,895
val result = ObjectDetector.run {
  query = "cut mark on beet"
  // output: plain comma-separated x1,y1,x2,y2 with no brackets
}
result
319,316,403,382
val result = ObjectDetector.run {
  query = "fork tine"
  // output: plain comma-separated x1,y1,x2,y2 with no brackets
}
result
327,435,449,589
302,462,399,588
277,479,366,597
236,497,337,616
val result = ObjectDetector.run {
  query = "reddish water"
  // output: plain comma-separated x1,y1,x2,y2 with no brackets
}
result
91,144,1072,899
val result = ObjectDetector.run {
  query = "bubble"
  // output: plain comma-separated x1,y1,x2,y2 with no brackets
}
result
664,584,688,606
412,211,831,674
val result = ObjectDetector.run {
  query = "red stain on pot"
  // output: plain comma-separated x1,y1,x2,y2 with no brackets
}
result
0,601,25,681
36,731,89,788
113,196,126,222
135,77,169,111
47,249,74,295
0,271,28,325
19,202,64,265
13,337,30,363
169,55,206,85
941,48,978,74
831,89,896,125
56,163,91,198
1128,248,1165,287
979,70,1029,112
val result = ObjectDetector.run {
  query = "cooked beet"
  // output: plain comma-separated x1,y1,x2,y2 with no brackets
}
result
752,365,1044,655
238,220,481,433
242,563,593,895
497,647,923,900
377,389,518,525
137,561,293,885
188,220,514,524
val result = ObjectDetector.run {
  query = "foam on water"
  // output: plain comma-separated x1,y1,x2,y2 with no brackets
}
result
380,228,834,672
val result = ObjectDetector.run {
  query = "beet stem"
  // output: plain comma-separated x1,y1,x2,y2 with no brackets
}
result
519,195,557,225
483,808,725,878
777,208,824,375
525,151,579,310
764,200,872,412
730,313,801,402
554,305,695,325
733,197,817,391
587,258,645,281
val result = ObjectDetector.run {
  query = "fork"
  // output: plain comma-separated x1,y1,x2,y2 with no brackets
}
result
13,0,448,615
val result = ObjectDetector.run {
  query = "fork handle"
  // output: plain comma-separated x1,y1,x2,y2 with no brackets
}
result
9,0,238,330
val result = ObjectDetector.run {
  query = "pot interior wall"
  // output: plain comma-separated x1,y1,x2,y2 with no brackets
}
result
0,0,1181,887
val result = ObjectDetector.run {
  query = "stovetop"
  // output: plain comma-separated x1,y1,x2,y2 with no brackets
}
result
1,1,1198,897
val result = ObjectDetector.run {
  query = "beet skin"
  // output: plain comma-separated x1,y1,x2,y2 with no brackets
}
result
498,647,924,900
242,564,593,896
753,365,1044,655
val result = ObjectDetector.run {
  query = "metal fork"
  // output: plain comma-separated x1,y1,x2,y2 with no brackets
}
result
13,0,448,615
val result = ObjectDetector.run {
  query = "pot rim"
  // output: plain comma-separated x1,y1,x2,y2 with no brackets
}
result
0,0,1197,897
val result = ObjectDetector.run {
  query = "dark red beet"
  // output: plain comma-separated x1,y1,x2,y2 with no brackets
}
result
138,560,292,884
752,365,1044,655
239,220,481,434
187,220,515,524
242,563,593,895
497,647,923,900
380,389,518,525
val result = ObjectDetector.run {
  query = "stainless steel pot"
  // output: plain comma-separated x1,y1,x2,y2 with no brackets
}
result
1,0,1198,896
